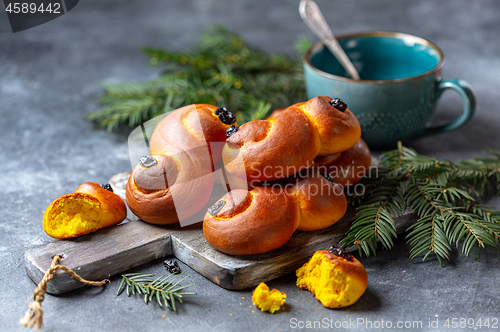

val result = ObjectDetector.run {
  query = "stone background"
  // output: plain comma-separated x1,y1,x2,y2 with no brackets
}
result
1,1,499,331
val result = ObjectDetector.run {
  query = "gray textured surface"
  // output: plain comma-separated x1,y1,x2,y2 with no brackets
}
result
1,0,500,331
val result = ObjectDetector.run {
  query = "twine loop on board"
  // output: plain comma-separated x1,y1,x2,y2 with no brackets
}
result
20,255,110,330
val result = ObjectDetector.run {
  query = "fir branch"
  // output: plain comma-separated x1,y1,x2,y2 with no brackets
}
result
117,271,196,310
88,25,307,130
341,176,406,255
343,142,500,264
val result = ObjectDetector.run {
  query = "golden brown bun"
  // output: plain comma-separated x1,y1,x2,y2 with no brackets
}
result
288,172,347,231
75,183,127,222
126,104,234,225
223,108,321,181
312,139,371,187
149,104,230,165
203,171,347,255
126,154,199,225
301,97,361,155
222,96,360,182
203,188,300,255
43,182,127,239
296,249,367,308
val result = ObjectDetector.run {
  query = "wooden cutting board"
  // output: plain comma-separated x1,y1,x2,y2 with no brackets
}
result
24,172,416,294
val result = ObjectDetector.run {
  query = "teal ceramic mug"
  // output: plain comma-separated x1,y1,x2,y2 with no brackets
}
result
303,31,476,148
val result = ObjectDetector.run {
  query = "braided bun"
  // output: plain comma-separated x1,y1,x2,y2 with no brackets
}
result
126,104,235,225
203,171,347,255
222,96,360,182
203,187,300,256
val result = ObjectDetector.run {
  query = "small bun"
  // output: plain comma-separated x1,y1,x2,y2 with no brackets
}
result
222,96,361,182
296,249,367,308
149,104,230,165
43,182,127,239
126,154,191,225
289,172,347,231
203,188,300,255
223,108,320,182
301,96,361,155
203,170,347,255
126,104,235,225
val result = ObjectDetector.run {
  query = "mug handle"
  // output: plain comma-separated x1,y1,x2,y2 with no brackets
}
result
420,79,476,137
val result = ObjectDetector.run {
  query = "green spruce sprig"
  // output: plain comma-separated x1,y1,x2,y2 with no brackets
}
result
117,271,196,310
87,26,308,130
341,142,500,265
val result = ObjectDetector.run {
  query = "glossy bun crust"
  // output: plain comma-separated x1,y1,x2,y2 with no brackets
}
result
303,96,361,155
223,96,361,182
312,139,371,187
222,109,321,182
203,188,300,255
203,171,347,255
296,250,367,308
126,104,234,225
289,173,347,232
43,182,127,239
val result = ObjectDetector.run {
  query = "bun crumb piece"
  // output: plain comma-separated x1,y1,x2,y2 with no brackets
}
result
296,250,367,308
252,282,286,313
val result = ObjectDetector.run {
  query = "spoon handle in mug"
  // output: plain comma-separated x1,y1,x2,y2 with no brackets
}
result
299,0,360,80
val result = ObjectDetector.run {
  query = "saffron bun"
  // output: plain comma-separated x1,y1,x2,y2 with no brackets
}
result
203,186,299,256
312,139,371,187
296,248,367,308
43,182,127,239
126,104,236,225
203,171,347,255
289,171,347,232
222,96,361,182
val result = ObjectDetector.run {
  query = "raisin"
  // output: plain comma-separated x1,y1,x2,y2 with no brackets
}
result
328,245,354,261
215,107,236,125
102,183,113,193
208,200,226,216
139,156,157,168
330,98,347,112
163,260,181,274
226,125,239,138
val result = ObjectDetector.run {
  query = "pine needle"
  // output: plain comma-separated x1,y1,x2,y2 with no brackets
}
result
87,25,307,130
117,271,195,310
342,142,500,264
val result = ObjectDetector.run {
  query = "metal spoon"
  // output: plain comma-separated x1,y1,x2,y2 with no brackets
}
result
299,0,360,80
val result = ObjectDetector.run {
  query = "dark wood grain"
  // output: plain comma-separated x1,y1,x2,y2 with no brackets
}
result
25,171,416,294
